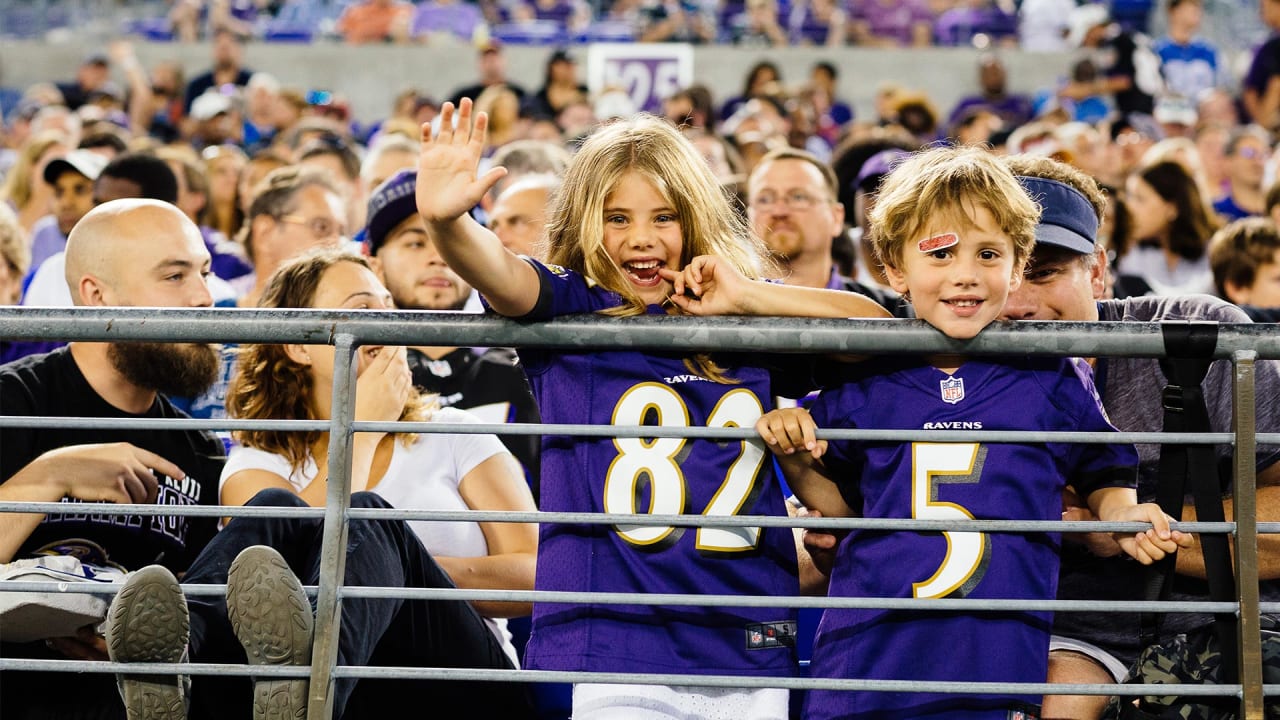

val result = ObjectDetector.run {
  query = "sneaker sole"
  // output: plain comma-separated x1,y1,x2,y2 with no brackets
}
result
105,565,189,720
226,545,313,720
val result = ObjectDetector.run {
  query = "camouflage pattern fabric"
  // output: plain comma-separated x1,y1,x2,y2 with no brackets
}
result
1102,617,1280,720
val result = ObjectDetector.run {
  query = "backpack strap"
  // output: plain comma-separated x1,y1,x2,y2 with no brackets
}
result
1141,322,1238,684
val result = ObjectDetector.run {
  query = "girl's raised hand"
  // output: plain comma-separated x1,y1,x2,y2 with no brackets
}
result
417,99,508,224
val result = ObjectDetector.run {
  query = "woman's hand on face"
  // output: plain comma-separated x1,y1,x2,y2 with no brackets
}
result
354,345,414,425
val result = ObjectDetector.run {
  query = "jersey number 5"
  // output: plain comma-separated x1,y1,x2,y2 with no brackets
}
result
603,382,767,554
911,442,992,599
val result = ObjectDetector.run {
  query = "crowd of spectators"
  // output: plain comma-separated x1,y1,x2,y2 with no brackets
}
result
2,0,1280,321
1,0,1280,717
8,0,1173,49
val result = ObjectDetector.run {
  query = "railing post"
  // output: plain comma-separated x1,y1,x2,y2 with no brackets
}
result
1232,350,1264,719
306,333,359,720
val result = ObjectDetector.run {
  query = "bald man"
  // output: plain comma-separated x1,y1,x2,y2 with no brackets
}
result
487,174,558,259
0,199,225,720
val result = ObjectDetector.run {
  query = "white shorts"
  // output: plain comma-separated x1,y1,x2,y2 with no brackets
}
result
572,683,789,720
1048,634,1130,683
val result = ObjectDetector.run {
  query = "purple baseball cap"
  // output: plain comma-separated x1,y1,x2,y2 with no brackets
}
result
854,149,909,192
364,169,418,255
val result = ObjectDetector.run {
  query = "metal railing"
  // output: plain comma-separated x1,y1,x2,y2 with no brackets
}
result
0,307,1275,719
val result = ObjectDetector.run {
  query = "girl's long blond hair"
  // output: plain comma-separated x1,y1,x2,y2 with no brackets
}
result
544,115,774,382
227,249,435,473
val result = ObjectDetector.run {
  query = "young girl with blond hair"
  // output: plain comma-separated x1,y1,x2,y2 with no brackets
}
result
416,100,887,719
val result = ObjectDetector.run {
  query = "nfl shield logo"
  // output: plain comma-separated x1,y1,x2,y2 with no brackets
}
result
940,376,965,404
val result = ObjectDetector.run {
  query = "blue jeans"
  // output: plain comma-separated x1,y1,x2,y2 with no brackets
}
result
184,488,533,719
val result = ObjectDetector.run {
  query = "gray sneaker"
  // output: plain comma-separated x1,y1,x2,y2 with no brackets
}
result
226,545,314,720
105,565,190,720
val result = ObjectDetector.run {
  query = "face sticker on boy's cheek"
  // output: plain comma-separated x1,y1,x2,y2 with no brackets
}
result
918,232,959,254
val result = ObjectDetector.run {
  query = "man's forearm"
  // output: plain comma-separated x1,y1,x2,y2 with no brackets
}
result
1175,486,1280,580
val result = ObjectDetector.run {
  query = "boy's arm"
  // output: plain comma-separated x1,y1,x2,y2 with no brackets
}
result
663,255,893,319
417,100,541,317
775,452,856,519
756,407,856,518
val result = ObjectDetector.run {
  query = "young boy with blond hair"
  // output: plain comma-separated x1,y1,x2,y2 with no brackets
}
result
756,146,1189,720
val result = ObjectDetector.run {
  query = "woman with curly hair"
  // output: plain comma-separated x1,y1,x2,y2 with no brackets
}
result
220,248,537,715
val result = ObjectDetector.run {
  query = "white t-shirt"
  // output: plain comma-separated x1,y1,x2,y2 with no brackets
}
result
219,406,518,663
1116,244,1215,297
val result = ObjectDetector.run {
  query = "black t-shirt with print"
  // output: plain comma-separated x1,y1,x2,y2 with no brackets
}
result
0,347,224,573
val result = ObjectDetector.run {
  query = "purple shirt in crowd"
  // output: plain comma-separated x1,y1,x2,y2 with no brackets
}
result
26,216,67,275
410,1,485,39
851,0,932,45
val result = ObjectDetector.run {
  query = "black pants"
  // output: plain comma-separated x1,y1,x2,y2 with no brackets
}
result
2,488,534,719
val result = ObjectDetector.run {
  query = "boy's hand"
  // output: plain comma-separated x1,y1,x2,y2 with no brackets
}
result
756,408,826,459
1101,502,1194,565
417,99,507,224
660,255,754,315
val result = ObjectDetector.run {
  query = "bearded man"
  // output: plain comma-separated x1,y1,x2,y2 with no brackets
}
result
0,199,224,720
746,147,909,317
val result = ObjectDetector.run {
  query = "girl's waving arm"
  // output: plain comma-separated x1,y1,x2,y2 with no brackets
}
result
417,99,541,317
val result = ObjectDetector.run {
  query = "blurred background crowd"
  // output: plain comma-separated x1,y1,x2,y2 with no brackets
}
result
2,0,1280,323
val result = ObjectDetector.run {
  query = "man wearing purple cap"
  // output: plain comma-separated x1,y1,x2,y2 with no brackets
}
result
364,170,542,497
846,147,911,295
999,156,1280,719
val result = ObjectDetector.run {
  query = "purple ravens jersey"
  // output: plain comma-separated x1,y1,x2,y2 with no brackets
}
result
515,260,801,677
804,357,1137,720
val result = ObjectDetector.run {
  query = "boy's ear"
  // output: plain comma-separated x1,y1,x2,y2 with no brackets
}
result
1009,262,1024,292
1223,280,1251,306
883,262,910,297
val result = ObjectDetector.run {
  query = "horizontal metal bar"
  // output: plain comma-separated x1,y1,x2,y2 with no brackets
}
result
2,308,1278,359
0,501,1237,534
0,416,329,432
0,658,1257,697
0,502,327,518
3,415,1270,446
0,580,1237,614
331,588,1236,614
